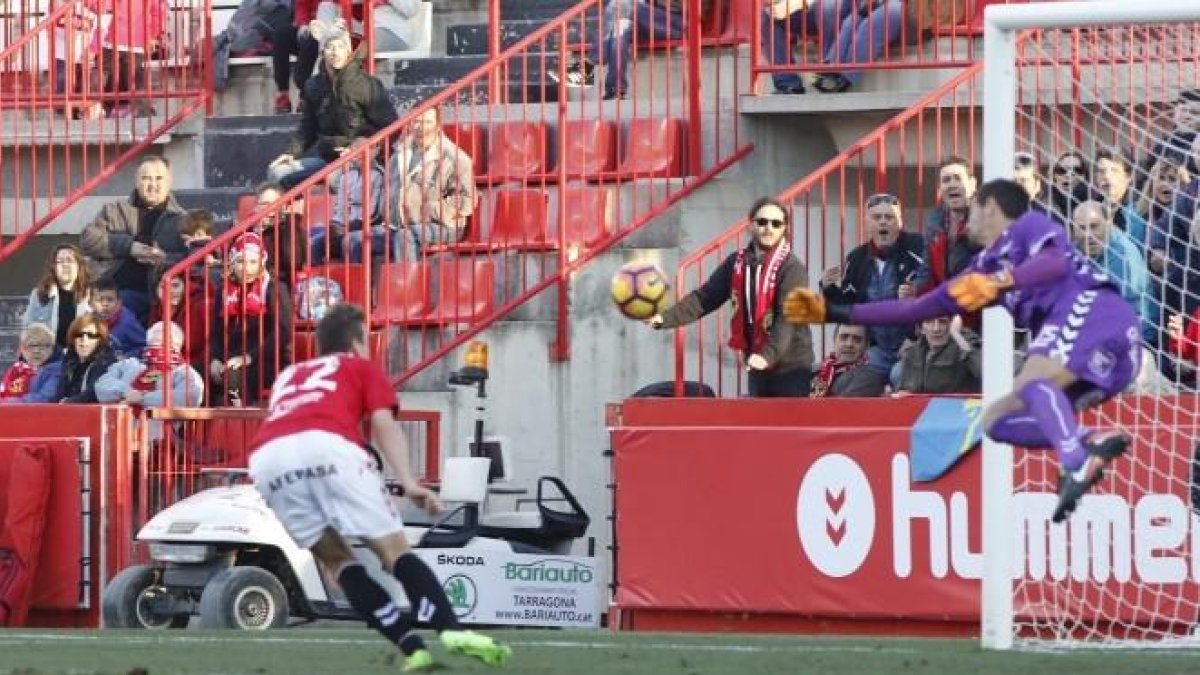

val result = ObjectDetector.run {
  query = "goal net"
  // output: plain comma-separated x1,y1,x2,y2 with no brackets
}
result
981,1,1200,650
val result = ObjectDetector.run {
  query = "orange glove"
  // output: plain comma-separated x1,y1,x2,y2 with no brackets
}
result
947,270,1012,312
782,288,828,324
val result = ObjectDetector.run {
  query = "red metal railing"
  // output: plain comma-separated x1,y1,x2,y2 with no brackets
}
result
751,0,1026,90
0,0,211,261
159,0,751,405
132,407,441,526
673,63,983,396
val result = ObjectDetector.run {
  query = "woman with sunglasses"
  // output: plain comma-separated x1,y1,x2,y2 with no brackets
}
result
647,197,815,397
57,314,119,404
1048,151,1089,221
22,244,93,352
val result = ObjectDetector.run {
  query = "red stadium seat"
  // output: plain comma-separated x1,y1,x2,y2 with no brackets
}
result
552,186,613,249
489,188,551,250
610,118,683,179
376,261,434,323
560,119,617,179
442,123,488,179
419,256,495,325
485,121,549,184
293,328,387,363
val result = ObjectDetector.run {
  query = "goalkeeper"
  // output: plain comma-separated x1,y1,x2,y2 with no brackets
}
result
784,179,1140,523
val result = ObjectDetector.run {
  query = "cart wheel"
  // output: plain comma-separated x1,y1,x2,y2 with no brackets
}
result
102,564,189,629
198,566,288,630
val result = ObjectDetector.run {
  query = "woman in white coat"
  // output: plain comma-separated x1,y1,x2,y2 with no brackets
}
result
22,244,93,351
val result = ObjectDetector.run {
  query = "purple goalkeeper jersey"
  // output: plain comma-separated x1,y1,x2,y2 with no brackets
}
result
971,211,1117,334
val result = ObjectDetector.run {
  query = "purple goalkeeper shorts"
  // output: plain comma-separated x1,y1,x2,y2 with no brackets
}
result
1025,289,1141,408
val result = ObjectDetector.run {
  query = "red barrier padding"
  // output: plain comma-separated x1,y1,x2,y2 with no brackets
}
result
0,444,52,626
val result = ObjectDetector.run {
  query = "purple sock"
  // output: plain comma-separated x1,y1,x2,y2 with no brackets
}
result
986,413,1051,448
1016,379,1088,471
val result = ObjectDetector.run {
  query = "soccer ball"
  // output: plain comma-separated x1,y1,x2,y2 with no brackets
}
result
610,262,669,320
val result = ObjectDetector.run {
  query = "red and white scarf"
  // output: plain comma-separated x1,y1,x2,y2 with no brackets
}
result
810,352,868,399
0,360,36,399
132,346,186,393
728,240,791,354
223,274,269,318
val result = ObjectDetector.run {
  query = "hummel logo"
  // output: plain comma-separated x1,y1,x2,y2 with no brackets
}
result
416,597,436,622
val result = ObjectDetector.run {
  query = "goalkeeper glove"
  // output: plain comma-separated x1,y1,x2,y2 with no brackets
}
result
947,270,1013,312
782,289,850,325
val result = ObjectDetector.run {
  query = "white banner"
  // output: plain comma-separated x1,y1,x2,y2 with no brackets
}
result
414,550,603,628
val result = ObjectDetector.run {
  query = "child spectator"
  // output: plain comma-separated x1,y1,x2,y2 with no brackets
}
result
1,324,59,401
57,314,119,404
90,277,147,358
894,316,981,395
23,244,92,351
180,209,222,278
96,321,205,413
148,273,208,369
209,232,293,406
95,0,168,118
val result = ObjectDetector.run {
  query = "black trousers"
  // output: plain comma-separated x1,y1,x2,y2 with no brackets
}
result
748,367,812,398
272,24,320,92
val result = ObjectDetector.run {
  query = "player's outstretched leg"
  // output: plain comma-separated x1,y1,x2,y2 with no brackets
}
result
392,552,512,666
986,412,1052,447
1052,430,1132,523
335,562,433,672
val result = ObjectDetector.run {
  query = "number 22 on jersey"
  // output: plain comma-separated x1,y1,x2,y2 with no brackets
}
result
268,356,340,413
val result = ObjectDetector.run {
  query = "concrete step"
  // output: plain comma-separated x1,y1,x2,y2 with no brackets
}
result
203,115,298,189
447,17,598,57
392,55,489,87
173,187,253,227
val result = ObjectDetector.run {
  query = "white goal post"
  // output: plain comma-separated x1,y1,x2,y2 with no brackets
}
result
981,0,1200,650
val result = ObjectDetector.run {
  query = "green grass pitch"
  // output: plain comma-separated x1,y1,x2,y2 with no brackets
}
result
2,629,1200,674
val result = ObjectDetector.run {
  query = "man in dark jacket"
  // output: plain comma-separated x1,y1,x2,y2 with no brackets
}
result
820,192,924,375
254,182,307,289
80,155,188,323
911,156,979,293
267,27,398,189
648,197,815,397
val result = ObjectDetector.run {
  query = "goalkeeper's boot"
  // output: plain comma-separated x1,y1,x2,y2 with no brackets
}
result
1052,431,1132,523
402,649,438,672
440,630,512,666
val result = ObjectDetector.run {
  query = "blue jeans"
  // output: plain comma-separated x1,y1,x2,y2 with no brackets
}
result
825,0,906,85
399,222,462,260
309,225,402,265
600,0,684,96
761,0,854,91
269,154,327,190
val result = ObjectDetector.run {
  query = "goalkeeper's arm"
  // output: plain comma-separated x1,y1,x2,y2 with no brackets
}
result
819,250,1070,326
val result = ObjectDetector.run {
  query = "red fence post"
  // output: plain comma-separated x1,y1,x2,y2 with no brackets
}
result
686,0,703,176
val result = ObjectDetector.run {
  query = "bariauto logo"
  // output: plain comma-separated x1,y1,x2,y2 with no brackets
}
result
795,454,875,577
504,559,594,584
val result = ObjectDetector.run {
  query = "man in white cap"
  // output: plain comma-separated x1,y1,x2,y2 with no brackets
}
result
268,24,397,190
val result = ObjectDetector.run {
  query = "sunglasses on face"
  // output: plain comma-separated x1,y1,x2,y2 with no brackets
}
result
76,331,100,340
866,193,900,208
754,217,786,230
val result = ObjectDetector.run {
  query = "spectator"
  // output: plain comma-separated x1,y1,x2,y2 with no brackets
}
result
1140,156,1189,289
1167,311,1199,388
0,324,58,401
209,232,293,406
1070,200,1149,320
563,0,717,100
1159,193,1200,339
179,209,223,280
90,277,147,359
311,151,385,264
810,324,886,397
819,192,924,374
1013,151,1051,215
19,325,65,404
895,316,981,394
759,0,848,95
57,314,119,404
80,155,188,323
148,272,208,370
1092,149,1150,253
303,0,424,52
911,156,979,293
267,27,398,189
22,244,92,351
95,0,168,118
1048,150,1089,221
650,197,815,397
254,183,307,288
96,321,205,413
272,1,320,113
389,106,477,259
812,0,907,93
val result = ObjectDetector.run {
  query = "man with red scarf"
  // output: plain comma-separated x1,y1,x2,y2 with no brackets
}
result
648,197,814,396
809,324,887,398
